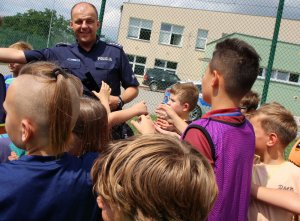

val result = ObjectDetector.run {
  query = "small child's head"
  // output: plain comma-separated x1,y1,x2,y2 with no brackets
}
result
8,41,33,77
168,82,198,117
203,38,260,104
240,90,260,115
4,61,80,155
250,102,297,155
91,134,218,221
69,97,109,156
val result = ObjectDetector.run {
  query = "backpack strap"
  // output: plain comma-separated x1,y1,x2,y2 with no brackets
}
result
182,124,216,162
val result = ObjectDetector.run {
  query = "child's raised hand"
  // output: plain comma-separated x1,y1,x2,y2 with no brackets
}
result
156,104,177,120
131,101,148,116
154,123,180,139
92,81,111,104
131,115,156,134
156,118,175,131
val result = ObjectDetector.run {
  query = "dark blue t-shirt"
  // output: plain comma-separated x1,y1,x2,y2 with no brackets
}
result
24,40,139,96
0,152,100,221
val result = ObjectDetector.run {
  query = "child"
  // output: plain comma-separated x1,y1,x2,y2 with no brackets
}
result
181,38,260,221
0,41,33,158
247,102,299,221
155,82,199,134
0,61,100,220
240,90,260,117
91,134,218,221
68,97,110,156
7,41,33,78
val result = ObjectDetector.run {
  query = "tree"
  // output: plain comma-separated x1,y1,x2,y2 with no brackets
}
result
0,9,74,48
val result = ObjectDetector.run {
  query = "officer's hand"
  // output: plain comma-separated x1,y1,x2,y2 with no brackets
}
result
109,95,120,111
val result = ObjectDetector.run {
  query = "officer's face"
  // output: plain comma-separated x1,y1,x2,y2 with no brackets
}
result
70,3,100,47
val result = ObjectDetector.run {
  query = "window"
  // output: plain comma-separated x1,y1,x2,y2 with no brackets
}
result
128,18,153,41
195,29,208,50
127,54,147,76
258,68,300,84
289,73,299,83
159,23,184,46
154,59,178,74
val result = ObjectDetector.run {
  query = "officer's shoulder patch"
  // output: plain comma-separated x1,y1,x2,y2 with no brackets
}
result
106,41,123,49
55,42,71,47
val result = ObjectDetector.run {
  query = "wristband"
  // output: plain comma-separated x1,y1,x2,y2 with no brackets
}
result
118,96,124,108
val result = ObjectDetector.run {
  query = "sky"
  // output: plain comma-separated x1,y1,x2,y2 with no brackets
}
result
1,0,300,40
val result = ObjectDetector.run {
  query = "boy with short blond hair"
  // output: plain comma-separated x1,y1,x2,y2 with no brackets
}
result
248,102,299,221
155,82,199,134
169,82,199,116
91,134,218,221
181,38,260,221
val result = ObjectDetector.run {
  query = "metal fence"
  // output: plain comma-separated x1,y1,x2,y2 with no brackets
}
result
0,0,299,131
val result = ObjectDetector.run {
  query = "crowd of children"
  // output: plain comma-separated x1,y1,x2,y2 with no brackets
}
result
0,30,299,221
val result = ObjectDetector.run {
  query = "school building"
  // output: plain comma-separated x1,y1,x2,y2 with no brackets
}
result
117,2,300,119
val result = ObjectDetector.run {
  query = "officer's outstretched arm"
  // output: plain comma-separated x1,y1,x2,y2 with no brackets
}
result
0,48,26,63
121,86,139,104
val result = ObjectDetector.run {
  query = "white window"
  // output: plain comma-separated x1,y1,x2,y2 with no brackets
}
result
159,23,184,46
258,68,300,84
154,59,177,74
196,29,208,50
127,54,147,76
128,18,153,41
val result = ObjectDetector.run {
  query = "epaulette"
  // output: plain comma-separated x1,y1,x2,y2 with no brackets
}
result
106,41,123,49
55,42,72,47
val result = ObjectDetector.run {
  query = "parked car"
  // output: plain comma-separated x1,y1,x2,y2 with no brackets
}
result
163,81,211,121
142,68,180,91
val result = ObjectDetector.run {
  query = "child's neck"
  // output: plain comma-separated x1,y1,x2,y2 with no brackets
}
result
179,112,190,121
259,147,285,165
210,94,240,111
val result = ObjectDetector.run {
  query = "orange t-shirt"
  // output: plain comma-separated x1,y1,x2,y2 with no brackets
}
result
289,139,300,167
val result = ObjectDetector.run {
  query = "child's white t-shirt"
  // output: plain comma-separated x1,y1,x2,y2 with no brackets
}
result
248,160,300,221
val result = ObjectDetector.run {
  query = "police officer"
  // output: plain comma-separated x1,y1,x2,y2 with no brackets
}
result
0,2,139,112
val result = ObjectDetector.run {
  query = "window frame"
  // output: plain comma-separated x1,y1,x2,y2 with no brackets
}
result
258,68,300,85
195,29,209,50
127,54,147,76
154,59,178,75
159,23,184,47
127,17,153,41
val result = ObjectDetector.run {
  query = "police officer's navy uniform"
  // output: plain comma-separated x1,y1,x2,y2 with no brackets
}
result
24,38,139,96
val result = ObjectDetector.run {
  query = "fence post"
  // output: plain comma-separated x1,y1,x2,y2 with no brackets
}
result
97,0,107,36
261,0,285,104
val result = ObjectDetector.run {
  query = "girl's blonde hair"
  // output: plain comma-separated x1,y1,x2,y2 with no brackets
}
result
19,61,81,155
91,134,218,221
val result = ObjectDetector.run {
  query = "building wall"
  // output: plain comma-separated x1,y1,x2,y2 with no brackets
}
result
118,3,300,82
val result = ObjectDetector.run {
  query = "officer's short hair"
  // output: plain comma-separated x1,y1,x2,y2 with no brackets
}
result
71,2,98,19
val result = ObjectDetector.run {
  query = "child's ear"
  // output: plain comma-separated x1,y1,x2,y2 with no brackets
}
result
267,132,278,147
21,119,33,143
183,103,190,112
96,196,104,209
211,70,220,87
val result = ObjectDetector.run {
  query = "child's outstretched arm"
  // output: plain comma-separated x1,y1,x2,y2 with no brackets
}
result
92,81,111,115
252,184,300,214
156,104,188,134
108,101,148,127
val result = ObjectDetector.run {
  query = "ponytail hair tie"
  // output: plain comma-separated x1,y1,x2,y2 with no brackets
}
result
52,68,68,79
